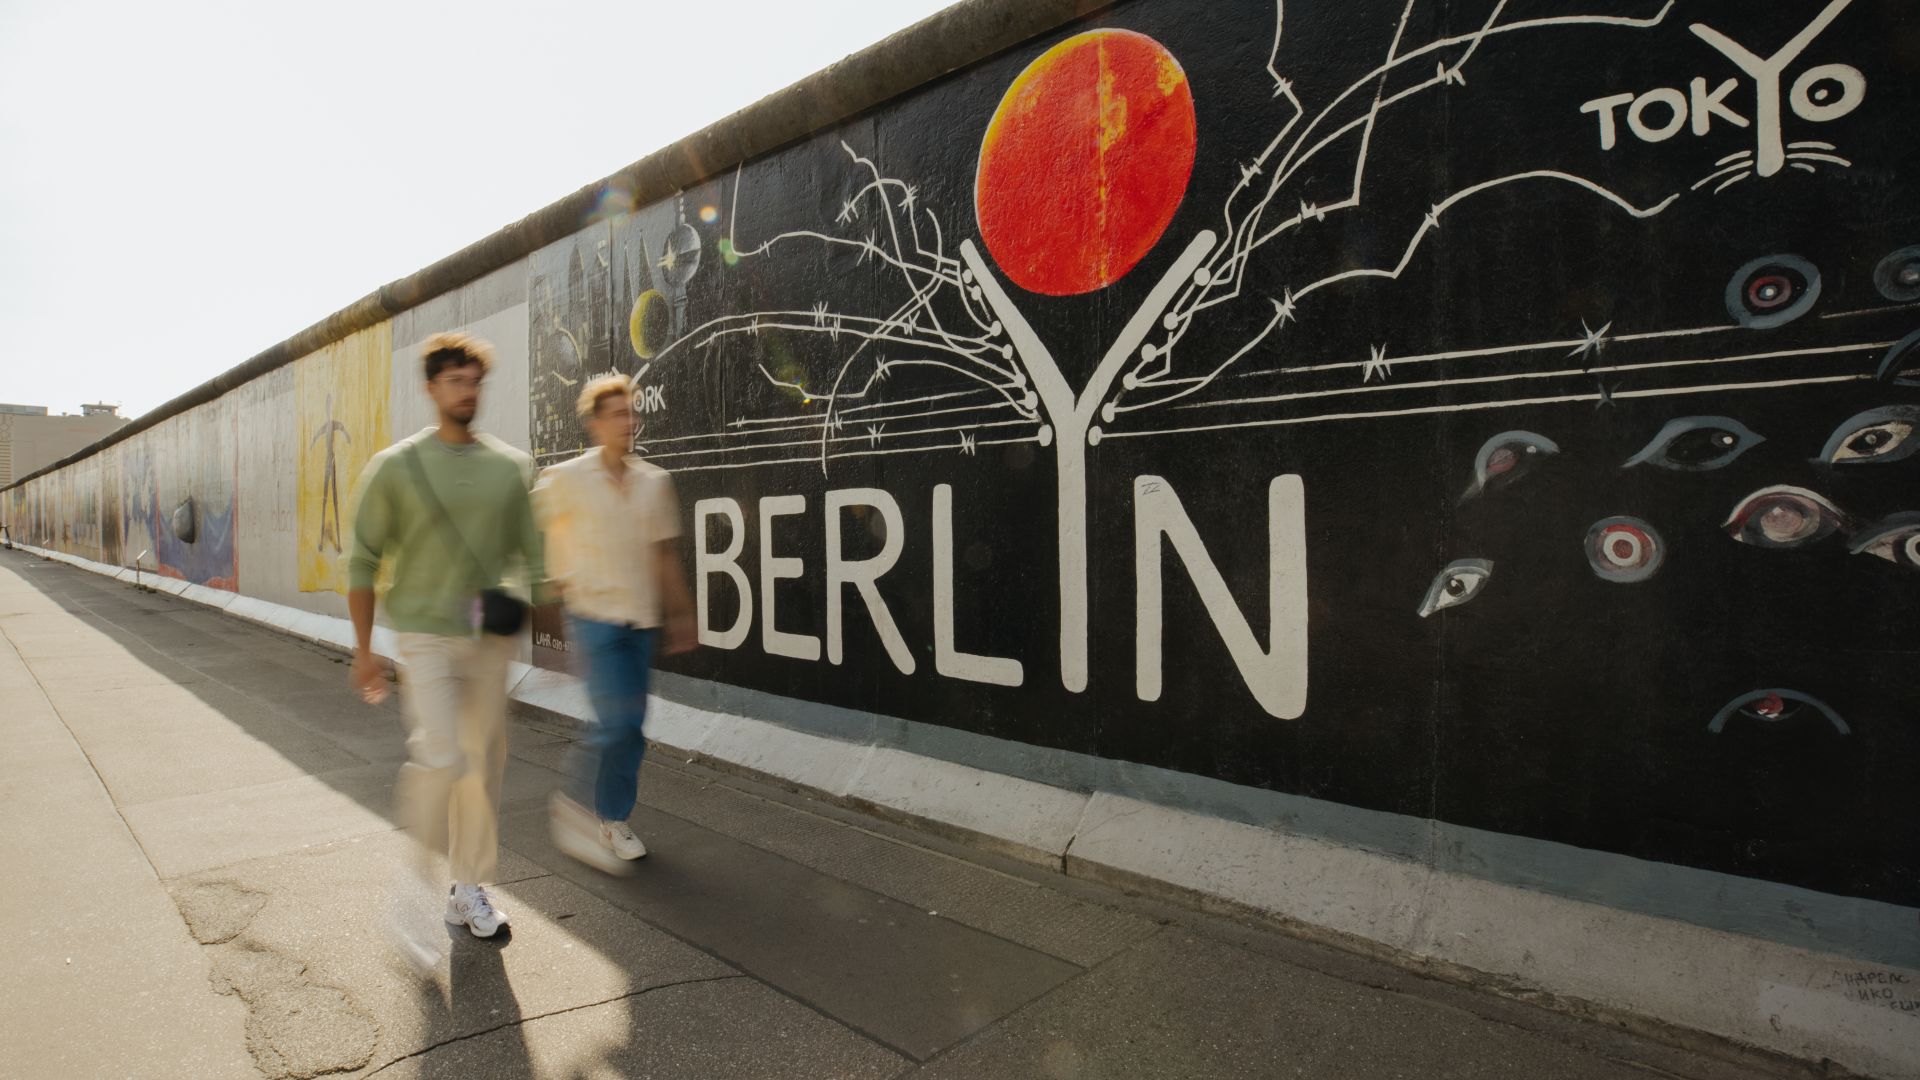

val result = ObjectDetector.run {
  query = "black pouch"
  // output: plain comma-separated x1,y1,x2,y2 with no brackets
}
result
477,587,529,637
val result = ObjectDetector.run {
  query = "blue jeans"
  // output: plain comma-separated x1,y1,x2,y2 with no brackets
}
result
564,615,657,822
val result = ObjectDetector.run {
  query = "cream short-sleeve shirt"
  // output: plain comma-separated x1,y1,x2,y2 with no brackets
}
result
532,450,681,628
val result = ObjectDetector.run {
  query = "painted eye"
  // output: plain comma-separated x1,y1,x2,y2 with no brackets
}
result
1459,431,1558,503
1816,405,1920,465
1708,689,1850,735
1849,512,1920,569
1585,516,1665,582
1622,416,1764,471
1872,245,1920,303
1725,254,1821,329
1880,329,1920,387
1724,485,1848,549
1417,559,1492,617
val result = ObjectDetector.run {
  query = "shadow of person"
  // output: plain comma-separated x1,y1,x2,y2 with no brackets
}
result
411,927,533,1079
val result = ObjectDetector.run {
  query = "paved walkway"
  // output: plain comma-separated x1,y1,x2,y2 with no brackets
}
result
0,548,1801,1079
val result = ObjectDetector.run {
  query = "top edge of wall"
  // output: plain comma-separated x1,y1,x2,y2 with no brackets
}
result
3,0,1113,493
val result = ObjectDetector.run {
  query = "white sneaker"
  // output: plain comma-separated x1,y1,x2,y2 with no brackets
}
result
551,793,632,875
444,884,508,938
601,819,647,860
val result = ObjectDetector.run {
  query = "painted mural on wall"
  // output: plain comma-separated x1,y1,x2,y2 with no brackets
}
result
297,323,392,593
530,0,1918,908
120,402,240,590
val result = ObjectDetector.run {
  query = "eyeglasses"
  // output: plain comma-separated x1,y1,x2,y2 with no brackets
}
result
435,374,485,390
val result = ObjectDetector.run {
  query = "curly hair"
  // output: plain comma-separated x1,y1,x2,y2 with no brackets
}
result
420,331,496,382
576,372,634,420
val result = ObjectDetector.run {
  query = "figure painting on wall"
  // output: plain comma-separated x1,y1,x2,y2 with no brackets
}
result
298,323,392,593
309,394,351,552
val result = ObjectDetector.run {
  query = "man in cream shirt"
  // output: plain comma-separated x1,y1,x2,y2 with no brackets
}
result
534,373,696,870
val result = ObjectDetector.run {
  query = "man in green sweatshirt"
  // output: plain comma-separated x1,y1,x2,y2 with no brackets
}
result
346,331,543,959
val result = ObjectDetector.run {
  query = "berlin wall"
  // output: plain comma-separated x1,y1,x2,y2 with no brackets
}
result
6,1,1917,1072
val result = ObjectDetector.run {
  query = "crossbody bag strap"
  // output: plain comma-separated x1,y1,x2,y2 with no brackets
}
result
401,440,489,590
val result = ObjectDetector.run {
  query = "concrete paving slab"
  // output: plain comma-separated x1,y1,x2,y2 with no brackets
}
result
1,622,155,662
167,829,737,1076
123,763,404,879
634,762,1159,969
123,744,568,879
913,929,1670,1080
270,686,413,764
36,665,305,737
17,649,211,690
172,653,336,698
78,718,366,807
0,631,257,1079
500,800,1083,1062
381,978,908,1080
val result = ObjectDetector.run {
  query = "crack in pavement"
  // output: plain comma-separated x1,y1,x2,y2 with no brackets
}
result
361,973,751,1076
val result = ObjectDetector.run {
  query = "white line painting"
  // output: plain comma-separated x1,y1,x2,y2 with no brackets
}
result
622,0,1892,700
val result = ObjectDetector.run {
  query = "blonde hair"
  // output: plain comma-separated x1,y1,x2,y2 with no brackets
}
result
576,373,634,420
420,331,496,381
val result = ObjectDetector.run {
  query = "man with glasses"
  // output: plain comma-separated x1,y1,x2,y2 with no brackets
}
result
534,373,695,871
346,332,545,962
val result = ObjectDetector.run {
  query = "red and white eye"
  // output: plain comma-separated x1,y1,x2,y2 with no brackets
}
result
1584,516,1664,582
1725,254,1820,329
1724,485,1848,549
1459,431,1558,503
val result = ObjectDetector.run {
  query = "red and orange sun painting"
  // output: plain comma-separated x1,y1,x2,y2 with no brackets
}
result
975,28,1198,297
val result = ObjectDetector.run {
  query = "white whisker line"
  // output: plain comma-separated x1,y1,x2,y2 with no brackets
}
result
1714,172,1751,195
1788,141,1837,151
1168,343,1892,411
1785,151,1852,167
642,418,1035,461
1715,150,1755,166
1102,374,1872,441
1692,162,1753,189
1791,163,1818,173
667,435,1043,474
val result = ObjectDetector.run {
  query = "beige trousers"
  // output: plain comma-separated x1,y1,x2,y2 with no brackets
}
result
394,631,512,885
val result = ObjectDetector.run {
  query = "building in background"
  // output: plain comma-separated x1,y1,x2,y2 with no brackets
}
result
0,403,129,486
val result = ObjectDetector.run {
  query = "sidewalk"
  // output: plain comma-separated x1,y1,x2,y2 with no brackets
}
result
0,548,1804,1080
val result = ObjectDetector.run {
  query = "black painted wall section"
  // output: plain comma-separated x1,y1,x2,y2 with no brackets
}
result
525,0,1918,907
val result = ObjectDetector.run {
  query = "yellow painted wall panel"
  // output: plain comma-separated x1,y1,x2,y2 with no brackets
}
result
296,322,391,593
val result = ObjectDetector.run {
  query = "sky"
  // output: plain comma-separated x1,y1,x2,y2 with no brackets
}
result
0,0,955,419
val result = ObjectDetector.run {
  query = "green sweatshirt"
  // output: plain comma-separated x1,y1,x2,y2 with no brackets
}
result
346,428,546,637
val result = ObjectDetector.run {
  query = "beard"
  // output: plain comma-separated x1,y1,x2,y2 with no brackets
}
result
445,402,478,425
